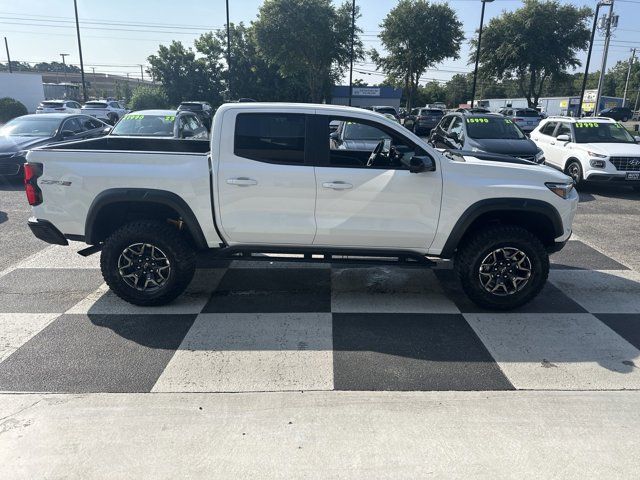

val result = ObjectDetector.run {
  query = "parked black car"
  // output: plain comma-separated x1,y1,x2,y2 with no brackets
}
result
177,101,214,129
429,112,545,163
599,106,633,122
403,108,444,135
0,114,111,177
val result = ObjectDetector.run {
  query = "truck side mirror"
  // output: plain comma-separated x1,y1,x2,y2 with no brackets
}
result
401,154,436,173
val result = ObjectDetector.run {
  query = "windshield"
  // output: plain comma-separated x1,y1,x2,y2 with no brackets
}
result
343,122,391,141
374,107,396,115
574,122,635,144
420,109,443,116
466,117,526,140
0,117,60,137
111,113,175,136
83,102,108,108
515,109,539,117
179,103,203,111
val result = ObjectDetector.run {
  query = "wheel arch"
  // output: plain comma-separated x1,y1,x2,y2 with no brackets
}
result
439,198,564,259
85,188,208,249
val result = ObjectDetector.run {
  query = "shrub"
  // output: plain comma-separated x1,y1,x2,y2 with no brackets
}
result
129,86,170,111
0,97,28,123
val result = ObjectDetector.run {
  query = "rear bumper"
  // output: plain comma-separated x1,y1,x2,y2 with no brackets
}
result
27,217,68,246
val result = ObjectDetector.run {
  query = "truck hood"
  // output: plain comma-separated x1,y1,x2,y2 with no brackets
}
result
467,138,538,156
576,143,640,157
0,136,52,155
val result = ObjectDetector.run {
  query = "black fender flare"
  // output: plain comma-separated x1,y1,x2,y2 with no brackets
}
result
85,188,208,249
439,197,564,258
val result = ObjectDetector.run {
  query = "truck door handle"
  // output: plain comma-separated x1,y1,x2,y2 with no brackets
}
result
322,181,353,190
226,177,257,186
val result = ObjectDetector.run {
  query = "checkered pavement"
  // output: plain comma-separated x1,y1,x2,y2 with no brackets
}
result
1,238,639,393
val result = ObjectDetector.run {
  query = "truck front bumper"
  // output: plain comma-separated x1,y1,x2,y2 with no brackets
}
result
27,217,69,245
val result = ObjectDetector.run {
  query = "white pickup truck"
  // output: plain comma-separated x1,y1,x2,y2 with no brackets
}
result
24,103,578,310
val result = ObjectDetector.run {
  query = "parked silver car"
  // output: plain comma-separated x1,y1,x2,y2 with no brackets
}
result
499,107,541,133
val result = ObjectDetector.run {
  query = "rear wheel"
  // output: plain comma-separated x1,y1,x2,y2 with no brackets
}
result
565,160,583,187
455,225,549,310
100,220,196,306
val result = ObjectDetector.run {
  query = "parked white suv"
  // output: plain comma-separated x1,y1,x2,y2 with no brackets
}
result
36,100,82,114
81,100,128,125
531,116,640,190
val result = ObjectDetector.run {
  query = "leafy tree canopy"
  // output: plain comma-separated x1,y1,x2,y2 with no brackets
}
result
475,0,591,107
253,0,363,103
372,0,464,110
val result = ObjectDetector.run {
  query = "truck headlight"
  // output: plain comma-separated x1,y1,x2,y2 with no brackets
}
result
545,182,574,199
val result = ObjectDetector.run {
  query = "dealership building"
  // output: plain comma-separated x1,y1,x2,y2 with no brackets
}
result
330,85,402,109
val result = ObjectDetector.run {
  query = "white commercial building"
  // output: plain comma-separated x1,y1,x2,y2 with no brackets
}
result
0,72,45,113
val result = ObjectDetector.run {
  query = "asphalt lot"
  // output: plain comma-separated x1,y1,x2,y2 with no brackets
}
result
1,174,640,478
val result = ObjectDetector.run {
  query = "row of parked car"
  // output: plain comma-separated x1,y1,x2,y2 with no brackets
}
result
347,104,640,191
0,102,215,177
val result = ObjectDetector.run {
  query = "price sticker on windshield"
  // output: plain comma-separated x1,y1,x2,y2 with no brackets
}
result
123,114,144,120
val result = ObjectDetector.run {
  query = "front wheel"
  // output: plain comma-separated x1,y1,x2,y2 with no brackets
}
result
565,160,583,187
100,220,196,306
455,225,549,310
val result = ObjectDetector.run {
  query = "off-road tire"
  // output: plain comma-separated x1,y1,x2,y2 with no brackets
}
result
100,220,196,306
454,225,549,310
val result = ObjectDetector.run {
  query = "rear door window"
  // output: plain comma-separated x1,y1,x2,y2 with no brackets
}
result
234,113,306,164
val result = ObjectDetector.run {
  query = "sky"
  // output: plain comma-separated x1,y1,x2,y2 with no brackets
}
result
1,0,639,86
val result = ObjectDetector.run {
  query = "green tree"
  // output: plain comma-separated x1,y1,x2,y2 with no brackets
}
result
474,0,591,108
0,97,28,123
253,0,363,102
147,41,224,107
129,85,170,110
372,0,464,110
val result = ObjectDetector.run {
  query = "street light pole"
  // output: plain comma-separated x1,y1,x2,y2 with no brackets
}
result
4,37,11,73
60,53,70,83
348,0,356,107
622,48,636,107
595,0,615,116
578,1,603,118
225,0,232,98
73,0,87,102
470,0,494,108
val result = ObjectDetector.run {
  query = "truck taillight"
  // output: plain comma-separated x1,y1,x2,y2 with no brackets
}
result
24,163,43,206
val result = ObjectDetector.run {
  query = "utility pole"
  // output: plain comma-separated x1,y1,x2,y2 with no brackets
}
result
622,48,636,107
225,0,232,98
4,37,11,73
578,1,604,117
470,0,494,108
595,0,616,116
348,0,356,107
73,0,87,101
60,53,70,83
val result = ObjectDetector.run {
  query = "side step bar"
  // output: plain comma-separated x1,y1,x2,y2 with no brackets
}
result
213,245,437,268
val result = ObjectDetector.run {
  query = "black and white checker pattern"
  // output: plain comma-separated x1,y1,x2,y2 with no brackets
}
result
1,238,639,393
